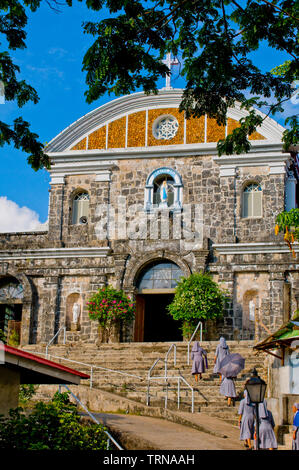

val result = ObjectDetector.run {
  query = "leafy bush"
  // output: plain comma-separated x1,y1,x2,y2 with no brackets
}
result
87,285,135,340
0,391,108,450
19,384,39,406
167,273,227,339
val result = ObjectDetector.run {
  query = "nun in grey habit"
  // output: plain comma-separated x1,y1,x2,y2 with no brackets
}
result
292,403,299,450
214,337,230,379
254,400,277,450
220,376,237,406
191,341,208,382
238,390,255,449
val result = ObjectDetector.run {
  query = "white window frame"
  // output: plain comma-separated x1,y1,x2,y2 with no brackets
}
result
242,183,263,218
72,192,90,225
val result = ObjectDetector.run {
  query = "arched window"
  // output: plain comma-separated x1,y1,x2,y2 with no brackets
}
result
145,167,183,211
242,183,262,218
136,261,184,292
72,191,89,225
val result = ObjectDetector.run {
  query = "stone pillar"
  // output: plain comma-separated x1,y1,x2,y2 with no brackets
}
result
48,180,65,245
268,271,285,333
218,168,237,243
217,269,235,340
39,275,61,344
285,171,297,212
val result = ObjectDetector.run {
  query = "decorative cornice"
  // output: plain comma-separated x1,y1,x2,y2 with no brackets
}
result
213,242,299,255
0,247,111,260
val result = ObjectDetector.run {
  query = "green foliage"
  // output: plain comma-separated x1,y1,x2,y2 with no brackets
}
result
275,208,299,256
18,384,39,406
1,1,298,170
7,329,19,346
0,391,108,450
87,285,135,339
81,0,298,156
0,329,5,343
167,273,227,337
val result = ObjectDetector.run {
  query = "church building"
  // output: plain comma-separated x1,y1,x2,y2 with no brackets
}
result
1,85,299,347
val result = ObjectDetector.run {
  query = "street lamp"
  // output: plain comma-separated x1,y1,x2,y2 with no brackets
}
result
245,368,267,450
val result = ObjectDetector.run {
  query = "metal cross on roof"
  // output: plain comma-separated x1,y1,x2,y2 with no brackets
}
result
162,52,179,90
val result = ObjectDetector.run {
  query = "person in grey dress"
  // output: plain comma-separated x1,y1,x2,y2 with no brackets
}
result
214,337,230,381
191,341,208,382
220,376,237,406
292,403,299,450
254,400,277,450
238,390,255,449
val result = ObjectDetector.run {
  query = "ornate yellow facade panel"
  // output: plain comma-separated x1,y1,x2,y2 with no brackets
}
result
207,118,226,142
227,118,240,135
227,118,266,140
186,115,205,144
88,126,106,150
108,117,126,149
71,137,87,151
147,108,184,146
249,131,266,140
127,111,146,147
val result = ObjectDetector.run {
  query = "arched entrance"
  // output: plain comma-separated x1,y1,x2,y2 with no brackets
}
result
134,260,184,342
0,277,24,345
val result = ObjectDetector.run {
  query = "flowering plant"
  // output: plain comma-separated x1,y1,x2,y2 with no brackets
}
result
87,286,135,340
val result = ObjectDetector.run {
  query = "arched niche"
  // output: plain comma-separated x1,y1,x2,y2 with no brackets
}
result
242,289,259,340
145,167,183,211
65,293,82,331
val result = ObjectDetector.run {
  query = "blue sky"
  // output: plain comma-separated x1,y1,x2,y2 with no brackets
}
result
0,1,296,230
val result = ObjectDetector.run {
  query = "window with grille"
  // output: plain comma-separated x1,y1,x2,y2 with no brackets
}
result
72,192,90,224
242,183,262,218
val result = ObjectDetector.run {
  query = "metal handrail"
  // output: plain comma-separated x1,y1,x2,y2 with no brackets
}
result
46,326,66,358
187,321,203,365
146,375,194,413
58,384,123,450
23,349,143,389
165,343,176,378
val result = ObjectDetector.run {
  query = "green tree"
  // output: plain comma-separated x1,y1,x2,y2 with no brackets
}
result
81,0,298,155
0,391,109,450
167,272,227,338
1,1,298,171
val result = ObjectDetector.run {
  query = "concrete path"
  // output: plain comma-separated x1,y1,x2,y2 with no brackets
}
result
94,411,245,450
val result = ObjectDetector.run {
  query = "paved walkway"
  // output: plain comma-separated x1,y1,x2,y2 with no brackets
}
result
94,411,245,450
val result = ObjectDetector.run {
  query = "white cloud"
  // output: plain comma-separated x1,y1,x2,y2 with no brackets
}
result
0,197,47,233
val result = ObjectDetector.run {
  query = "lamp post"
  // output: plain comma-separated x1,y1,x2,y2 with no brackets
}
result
245,368,267,450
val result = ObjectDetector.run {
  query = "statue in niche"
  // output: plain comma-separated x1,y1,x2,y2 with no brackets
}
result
160,180,168,206
72,302,81,324
249,300,255,322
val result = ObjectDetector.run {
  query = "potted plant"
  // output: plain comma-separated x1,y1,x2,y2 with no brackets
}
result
87,285,135,343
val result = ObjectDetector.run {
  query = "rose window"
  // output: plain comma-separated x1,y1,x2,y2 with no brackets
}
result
153,115,179,140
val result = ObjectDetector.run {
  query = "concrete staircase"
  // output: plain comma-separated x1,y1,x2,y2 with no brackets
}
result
23,340,265,426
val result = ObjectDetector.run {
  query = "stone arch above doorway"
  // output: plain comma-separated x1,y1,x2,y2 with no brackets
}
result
123,251,191,292
130,256,191,342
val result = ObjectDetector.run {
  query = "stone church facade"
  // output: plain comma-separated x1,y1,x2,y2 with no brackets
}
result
1,89,298,346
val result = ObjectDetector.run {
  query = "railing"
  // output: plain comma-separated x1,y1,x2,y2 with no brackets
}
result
58,384,123,450
45,326,66,358
146,375,194,413
146,344,194,412
187,321,203,365
24,349,143,389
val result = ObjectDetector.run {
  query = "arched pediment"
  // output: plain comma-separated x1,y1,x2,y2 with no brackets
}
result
46,89,285,154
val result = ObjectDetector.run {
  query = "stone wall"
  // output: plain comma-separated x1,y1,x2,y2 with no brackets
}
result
0,151,295,345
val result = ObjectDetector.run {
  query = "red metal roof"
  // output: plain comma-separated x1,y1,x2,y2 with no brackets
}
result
2,344,89,379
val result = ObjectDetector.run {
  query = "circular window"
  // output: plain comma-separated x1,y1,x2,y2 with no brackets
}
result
153,115,179,140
